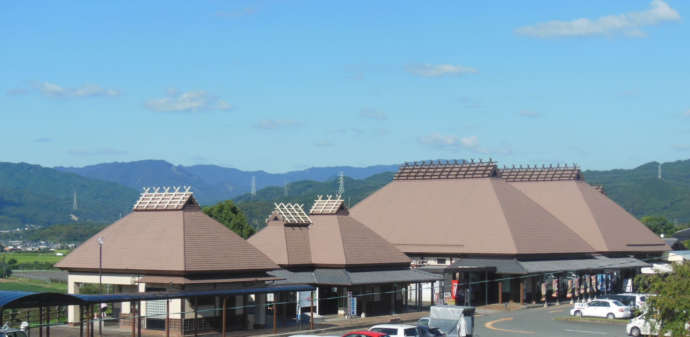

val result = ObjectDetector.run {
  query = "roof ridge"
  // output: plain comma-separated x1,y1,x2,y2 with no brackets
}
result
487,180,519,254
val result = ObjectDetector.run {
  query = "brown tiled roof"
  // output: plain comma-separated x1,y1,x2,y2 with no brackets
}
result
510,180,668,253
394,160,498,180
140,275,279,285
56,203,279,274
498,165,581,182
350,178,596,255
249,201,410,267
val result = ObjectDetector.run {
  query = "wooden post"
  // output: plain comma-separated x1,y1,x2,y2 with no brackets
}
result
520,280,525,305
222,297,227,337
180,298,185,336
137,301,142,337
498,281,503,304
310,290,314,330
194,297,198,337
272,303,277,334
165,299,170,337
130,302,135,337
90,305,95,337
39,306,43,337
46,306,50,337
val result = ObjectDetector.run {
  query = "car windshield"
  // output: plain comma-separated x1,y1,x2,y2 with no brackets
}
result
404,328,419,336
613,300,624,306
371,328,398,335
428,328,444,336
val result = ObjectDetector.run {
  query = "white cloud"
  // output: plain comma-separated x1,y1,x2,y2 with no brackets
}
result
406,64,478,78
144,90,232,112
253,119,301,130
33,82,121,97
518,110,541,118
516,0,680,38
418,133,481,151
683,109,690,117
672,144,690,152
359,108,387,121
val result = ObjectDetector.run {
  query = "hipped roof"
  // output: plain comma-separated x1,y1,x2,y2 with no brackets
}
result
350,178,597,255
351,163,668,255
248,202,410,268
56,197,278,274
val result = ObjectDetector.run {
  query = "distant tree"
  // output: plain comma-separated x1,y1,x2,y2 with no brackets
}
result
640,216,676,236
203,200,256,239
0,255,12,278
636,262,690,337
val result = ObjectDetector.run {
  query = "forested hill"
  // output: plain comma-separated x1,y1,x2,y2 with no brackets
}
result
0,162,138,227
57,160,399,204
583,159,690,223
234,172,395,229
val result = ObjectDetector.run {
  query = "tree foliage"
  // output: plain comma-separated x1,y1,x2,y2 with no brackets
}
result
640,216,677,236
636,262,690,337
203,200,255,239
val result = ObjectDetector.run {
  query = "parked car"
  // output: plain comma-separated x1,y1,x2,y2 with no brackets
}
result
342,331,390,337
601,293,651,311
416,325,445,337
626,314,690,337
0,327,27,337
417,317,430,327
370,324,419,337
570,299,632,319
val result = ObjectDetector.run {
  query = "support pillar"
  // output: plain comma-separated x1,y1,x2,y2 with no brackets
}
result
79,306,83,337
310,290,314,330
193,297,198,337
180,298,185,337
430,282,435,305
46,306,50,337
485,272,489,306
498,282,503,304
255,293,266,328
165,299,170,337
39,306,43,337
222,297,227,337
137,301,142,337
272,303,277,334
520,280,525,305
130,302,135,337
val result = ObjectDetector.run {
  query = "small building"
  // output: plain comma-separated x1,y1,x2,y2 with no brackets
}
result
56,188,282,335
248,196,439,317
350,160,669,305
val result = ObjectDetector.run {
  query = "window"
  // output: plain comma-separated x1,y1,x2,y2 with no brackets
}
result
601,302,610,307
372,328,397,335
436,258,446,265
612,300,624,307
404,328,419,336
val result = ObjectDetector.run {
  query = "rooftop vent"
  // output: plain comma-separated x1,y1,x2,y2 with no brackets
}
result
499,164,581,182
309,195,344,215
132,186,199,211
273,202,312,225
393,159,498,180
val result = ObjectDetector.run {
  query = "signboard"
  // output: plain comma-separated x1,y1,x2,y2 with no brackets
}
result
451,280,459,299
298,291,313,307
347,291,357,317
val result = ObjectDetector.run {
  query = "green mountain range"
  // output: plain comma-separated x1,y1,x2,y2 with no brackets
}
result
0,162,138,227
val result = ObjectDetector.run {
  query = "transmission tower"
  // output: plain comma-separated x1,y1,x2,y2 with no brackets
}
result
251,176,256,198
658,162,662,180
337,171,345,197
73,190,78,210
283,179,289,197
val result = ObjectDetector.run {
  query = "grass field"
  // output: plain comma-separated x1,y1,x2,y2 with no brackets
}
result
1,251,68,265
0,276,67,293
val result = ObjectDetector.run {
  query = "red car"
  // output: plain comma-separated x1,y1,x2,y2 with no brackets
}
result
342,331,389,337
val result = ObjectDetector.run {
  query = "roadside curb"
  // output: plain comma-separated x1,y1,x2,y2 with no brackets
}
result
555,316,628,326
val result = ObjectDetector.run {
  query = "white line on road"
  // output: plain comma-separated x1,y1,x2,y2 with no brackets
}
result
563,328,608,335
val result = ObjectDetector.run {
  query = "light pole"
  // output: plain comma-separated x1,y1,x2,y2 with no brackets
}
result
97,237,104,337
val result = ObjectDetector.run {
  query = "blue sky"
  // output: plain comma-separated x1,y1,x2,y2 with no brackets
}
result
2,0,689,172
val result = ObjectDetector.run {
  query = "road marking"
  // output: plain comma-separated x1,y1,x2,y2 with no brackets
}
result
563,328,608,335
484,317,535,334
548,309,565,313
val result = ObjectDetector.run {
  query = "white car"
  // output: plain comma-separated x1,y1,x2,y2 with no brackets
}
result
626,314,690,337
570,299,632,319
369,324,419,337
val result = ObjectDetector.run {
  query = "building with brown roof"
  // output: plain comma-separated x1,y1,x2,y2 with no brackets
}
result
57,187,283,334
350,160,668,306
249,196,438,317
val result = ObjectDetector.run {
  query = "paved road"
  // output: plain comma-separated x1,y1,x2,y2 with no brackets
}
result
320,304,629,337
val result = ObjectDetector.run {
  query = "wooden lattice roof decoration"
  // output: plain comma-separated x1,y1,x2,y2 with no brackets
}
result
498,164,582,182
132,186,199,211
273,202,312,225
309,195,344,215
393,159,498,180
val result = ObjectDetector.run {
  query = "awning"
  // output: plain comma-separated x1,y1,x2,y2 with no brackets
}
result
269,268,440,286
0,285,315,309
449,256,650,275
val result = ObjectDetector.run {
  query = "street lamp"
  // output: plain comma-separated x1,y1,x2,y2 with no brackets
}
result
97,236,104,337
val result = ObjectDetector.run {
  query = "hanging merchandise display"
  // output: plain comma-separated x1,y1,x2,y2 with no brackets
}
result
574,276,581,296
552,277,558,298
591,274,597,294
566,278,573,299
541,281,547,302
585,273,591,294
